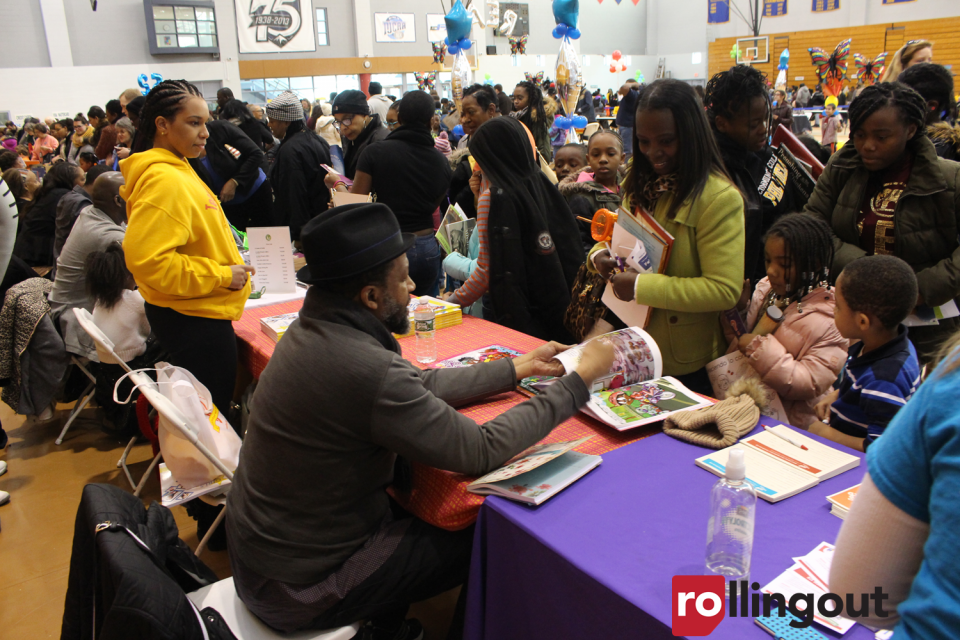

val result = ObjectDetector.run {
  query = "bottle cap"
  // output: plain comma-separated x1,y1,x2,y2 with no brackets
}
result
726,448,746,481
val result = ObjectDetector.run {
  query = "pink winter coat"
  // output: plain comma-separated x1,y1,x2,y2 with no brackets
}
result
742,278,849,429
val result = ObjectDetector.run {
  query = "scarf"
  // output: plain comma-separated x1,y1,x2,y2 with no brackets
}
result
641,173,679,208
509,106,529,122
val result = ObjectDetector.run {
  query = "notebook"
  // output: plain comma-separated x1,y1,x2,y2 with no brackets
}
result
695,425,860,503
826,483,860,520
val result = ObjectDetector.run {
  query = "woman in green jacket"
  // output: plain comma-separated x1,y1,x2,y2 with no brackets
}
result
803,82,960,363
591,79,745,395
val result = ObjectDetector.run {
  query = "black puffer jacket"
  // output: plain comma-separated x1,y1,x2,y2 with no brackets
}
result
269,122,332,241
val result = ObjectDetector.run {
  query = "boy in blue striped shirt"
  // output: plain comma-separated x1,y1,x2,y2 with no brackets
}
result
810,256,921,451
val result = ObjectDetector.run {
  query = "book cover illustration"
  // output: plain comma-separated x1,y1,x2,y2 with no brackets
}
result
590,378,702,426
468,436,593,487
554,327,663,392
433,345,524,369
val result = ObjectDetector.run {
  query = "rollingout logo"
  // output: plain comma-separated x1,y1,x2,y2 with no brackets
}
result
671,576,890,636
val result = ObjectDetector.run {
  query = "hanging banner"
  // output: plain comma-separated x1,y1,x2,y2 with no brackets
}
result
763,0,787,16
812,0,839,11
426,14,448,42
882,0,914,4
375,13,416,42
235,0,316,53
708,0,730,23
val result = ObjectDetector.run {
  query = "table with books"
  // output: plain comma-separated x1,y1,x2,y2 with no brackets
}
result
462,415,874,640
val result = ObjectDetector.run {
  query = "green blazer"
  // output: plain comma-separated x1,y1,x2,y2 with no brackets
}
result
589,173,745,376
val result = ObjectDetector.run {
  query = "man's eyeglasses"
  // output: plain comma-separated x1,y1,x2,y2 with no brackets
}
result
333,117,355,130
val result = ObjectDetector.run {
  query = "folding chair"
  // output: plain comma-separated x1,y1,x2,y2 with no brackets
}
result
54,355,97,445
116,395,162,497
72,307,232,556
188,578,360,640
581,121,600,141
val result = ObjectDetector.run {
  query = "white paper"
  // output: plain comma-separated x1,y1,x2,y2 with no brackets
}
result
601,223,653,328
247,226,297,295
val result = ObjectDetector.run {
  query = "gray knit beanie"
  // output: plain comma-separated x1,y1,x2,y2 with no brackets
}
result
662,394,760,449
265,90,304,122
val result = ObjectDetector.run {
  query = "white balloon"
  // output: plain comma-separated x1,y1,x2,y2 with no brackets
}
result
465,1,486,28
499,10,517,37
486,0,500,24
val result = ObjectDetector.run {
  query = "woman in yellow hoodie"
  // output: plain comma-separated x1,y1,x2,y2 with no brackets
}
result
121,80,254,417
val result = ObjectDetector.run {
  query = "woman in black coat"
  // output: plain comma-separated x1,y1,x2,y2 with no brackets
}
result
326,90,389,180
13,162,83,267
220,100,274,162
189,119,272,231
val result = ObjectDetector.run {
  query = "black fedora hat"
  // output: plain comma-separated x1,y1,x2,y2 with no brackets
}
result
296,202,416,284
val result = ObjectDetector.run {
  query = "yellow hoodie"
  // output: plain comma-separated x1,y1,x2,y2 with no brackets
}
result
120,148,250,321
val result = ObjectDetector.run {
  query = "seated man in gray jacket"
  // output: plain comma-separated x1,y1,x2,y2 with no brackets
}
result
227,202,614,640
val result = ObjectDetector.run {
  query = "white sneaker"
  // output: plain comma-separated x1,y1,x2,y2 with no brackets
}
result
0,460,6,476
0,490,9,506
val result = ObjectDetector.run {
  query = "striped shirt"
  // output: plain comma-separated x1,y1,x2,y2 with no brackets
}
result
448,182,490,307
830,325,921,449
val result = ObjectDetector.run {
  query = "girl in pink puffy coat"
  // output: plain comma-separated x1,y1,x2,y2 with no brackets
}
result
735,213,849,428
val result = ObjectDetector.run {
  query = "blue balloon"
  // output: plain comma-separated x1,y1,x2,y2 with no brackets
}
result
150,72,163,88
556,116,573,129
552,24,567,39
553,0,579,31
448,43,460,55
572,115,588,128
453,125,464,136
567,28,581,40
459,38,472,50
444,0,473,45
137,73,150,95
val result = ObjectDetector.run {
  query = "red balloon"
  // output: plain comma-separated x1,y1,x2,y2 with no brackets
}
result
620,63,627,72
609,64,617,73
612,50,622,61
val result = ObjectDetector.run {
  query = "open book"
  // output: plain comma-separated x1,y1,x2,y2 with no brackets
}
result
467,436,601,505
554,326,663,392
436,203,474,255
695,424,860,503
601,207,674,329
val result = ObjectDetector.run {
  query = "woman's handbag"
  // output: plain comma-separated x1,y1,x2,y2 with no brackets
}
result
563,263,610,342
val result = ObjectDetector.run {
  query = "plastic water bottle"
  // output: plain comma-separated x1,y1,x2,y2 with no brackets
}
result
705,448,756,595
414,303,437,364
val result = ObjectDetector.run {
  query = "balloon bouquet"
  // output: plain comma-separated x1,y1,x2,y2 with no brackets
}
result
775,49,789,91
552,0,586,143
444,0,474,112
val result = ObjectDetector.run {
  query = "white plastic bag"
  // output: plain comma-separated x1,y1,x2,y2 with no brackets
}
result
155,362,242,489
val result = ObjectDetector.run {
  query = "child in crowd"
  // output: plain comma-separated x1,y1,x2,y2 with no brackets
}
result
810,255,921,451
803,82,960,365
820,102,842,154
511,81,553,162
552,142,587,182
559,130,625,254
735,213,849,429
78,151,99,173
591,79,745,395
85,243,150,362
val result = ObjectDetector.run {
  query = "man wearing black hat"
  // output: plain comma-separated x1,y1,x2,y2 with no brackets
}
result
227,203,614,639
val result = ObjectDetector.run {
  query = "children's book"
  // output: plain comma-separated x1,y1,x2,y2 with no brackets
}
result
601,208,674,329
435,203,468,254
826,483,860,520
705,351,789,424
394,295,463,338
553,327,664,392
432,345,523,369
695,425,861,503
445,219,475,256
467,437,601,505
518,375,559,396
260,311,300,342
159,463,230,508
582,376,713,431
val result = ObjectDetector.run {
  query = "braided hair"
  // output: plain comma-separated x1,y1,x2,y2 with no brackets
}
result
847,82,926,143
133,79,203,153
703,65,772,132
897,63,956,124
514,80,546,124
587,128,624,153
764,213,835,302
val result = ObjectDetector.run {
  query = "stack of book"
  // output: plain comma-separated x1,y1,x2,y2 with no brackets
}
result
395,295,463,338
259,311,299,342
826,483,860,520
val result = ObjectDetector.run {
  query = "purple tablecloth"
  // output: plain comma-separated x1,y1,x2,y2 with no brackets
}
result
465,415,876,640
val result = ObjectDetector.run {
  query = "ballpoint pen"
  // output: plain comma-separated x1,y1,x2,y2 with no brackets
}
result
763,425,809,451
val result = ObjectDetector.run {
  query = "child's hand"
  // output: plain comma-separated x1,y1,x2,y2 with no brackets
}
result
807,420,829,438
469,170,482,198
736,278,752,312
814,388,839,422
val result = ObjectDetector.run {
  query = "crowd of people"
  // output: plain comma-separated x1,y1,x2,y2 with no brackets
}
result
2,38,960,639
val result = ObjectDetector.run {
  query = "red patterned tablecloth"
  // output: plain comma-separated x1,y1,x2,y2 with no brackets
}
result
234,302,660,530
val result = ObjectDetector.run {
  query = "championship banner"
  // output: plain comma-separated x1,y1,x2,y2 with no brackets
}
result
235,0,316,52
812,0,839,11
763,0,787,16
708,0,730,23
374,13,417,43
